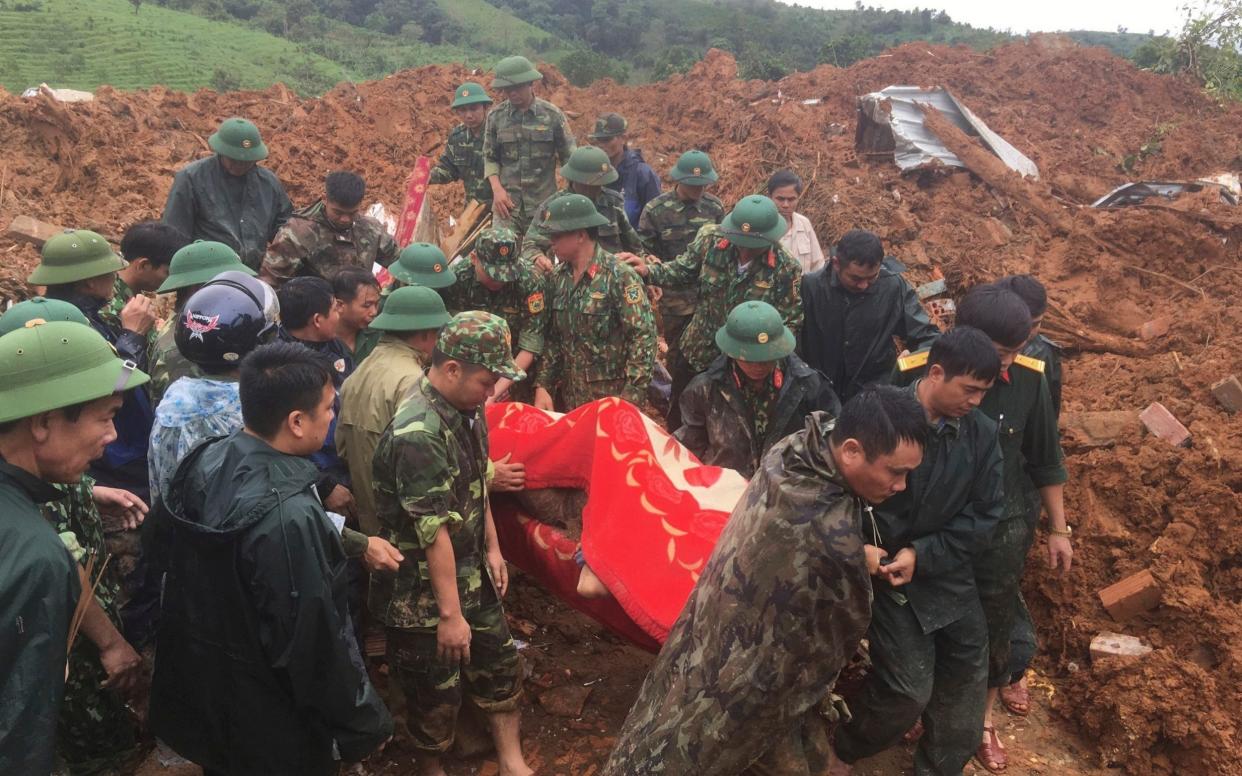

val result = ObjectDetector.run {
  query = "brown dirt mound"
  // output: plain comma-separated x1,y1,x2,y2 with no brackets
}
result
3,39,1241,775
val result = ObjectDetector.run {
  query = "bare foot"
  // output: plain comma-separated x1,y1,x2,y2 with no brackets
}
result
499,759,535,776
576,563,611,599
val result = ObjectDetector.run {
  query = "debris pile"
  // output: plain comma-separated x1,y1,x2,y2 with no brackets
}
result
1,37,1240,775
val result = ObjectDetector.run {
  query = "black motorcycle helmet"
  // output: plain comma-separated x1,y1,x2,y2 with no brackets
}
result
175,272,280,370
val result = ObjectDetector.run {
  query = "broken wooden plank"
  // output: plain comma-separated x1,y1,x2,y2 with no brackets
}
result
1139,402,1191,448
1210,375,1242,414
6,215,66,248
1098,569,1162,622
1090,632,1152,662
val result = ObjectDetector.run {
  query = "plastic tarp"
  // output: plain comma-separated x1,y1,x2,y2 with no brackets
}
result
857,86,1039,180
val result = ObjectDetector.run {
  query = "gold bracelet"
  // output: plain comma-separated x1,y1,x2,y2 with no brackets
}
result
1049,525,1073,537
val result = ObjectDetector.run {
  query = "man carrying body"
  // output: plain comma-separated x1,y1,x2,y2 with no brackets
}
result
483,55,575,236
163,117,292,270
151,342,393,775
261,170,398,285
0,320,149,775
371,312,534,776
603,387,927,775
338,286,450,536
430,82,494,207
831,327,1004,776
637,149,725,377
800,228,940,401
531,194,656,412
628,195,802,429
442,227,545,402
677,300,840,479
519,145,646,273
590,113,661,227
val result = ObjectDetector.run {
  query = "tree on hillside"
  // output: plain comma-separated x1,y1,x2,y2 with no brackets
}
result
131,0,142,14
1142,0,1242,98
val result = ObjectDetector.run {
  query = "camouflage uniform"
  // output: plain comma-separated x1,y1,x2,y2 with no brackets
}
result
44,478,140,775
147,317,202,407
261,201,399,283
482,97,576,235
100,275,157,347
430,124,492,204
442,258,546,359
637,190,725,360
535,243,657,410
647,223,804,374
520,187,645,263
369,375,521,753
603,413,872,775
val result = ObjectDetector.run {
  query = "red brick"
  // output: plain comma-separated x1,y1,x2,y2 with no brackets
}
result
1098,569,1162,621
1210,374,1242,413
1139,402,1191,447
1090,632,1152,662
1139,316,1172,340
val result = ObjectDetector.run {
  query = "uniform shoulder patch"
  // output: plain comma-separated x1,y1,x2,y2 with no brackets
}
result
624,284,643,305
527,291,545,314
1014,354,1046,373
897,350,930,372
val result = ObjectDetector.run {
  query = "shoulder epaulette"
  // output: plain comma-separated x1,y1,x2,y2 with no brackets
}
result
1014,354,1045,373
897,351,929,372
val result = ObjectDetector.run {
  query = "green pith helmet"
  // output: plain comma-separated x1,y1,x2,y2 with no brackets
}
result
157,240,254,294
560,146,618,186
669,149,719,186
541,194,610,234
390,243,455,289
437,310,524,381
0,320,149,424
715,300,795,363
475,227,521,282
370,286,452,333
451,81,493,109
491,55,542,89
28,229,126,286
208,117,268,162
719,195,786,249
589,112,627,140
0,297,89,335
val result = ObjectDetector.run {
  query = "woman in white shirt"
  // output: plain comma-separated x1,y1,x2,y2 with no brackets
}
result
768,169,826,275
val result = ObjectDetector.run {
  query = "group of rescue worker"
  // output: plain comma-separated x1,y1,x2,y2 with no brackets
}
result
0,53,1073,776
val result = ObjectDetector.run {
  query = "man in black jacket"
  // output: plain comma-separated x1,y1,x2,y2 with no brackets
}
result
676,300,840,478
151,341,392,775
799,229,939,401
831,327,1003,776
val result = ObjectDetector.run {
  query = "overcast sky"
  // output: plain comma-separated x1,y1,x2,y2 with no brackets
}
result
784,0,1188,35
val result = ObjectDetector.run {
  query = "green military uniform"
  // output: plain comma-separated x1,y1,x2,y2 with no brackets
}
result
897,349,1066,688
482,57,575,236
148,316,203,406
431,125,491,204
99,275,159,348
261,201,399,282
370,312,525,754
835,379,1003,776
1025,334,1062,415
338,286,450,535
603,413,873,775
347,327,383,364
44,479,141,775
444,228,546,357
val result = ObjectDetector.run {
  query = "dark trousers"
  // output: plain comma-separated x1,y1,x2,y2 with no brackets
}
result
667,352,698,431
835,589,988,776
1007,593,1038,683
974,515,1036,686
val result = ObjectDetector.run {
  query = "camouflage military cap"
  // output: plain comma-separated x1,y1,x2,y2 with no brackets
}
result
437,310,524,381
669,149,719,185
0,320,149,423
390,243,456,289
28,230,126,286
491,55,542,88
370,286,452,333
0,297,90,335
715,300,795,363
719,195,786,249
541,193,610,233
475,227,521,283
560,146,619,186
208,117,268,162
452,81,493,108
589,112,627,140
158,240,255,293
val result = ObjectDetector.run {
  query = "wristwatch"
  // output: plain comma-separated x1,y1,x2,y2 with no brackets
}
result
1049,525,1073,537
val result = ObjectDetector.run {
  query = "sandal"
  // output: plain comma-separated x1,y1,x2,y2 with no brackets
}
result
975,725,1007,773
902,719,924,743
1000,678,1031,717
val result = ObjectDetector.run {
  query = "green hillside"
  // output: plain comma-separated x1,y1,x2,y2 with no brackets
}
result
0,0,347,94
